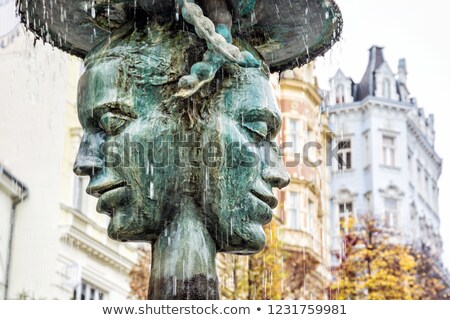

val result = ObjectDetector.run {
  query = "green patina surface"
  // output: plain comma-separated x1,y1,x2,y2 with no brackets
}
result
19,0,342,300
233,0,257,16
73,21,289,299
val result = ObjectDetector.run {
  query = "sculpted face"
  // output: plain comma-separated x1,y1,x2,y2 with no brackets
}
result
74,58,178,242
73,26,289,254
201,69,290,253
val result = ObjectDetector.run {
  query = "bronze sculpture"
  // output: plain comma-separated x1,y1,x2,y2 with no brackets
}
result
18,0,342,299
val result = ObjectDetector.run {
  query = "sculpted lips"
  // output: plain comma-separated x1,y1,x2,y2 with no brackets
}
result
87,180,127,198
250,180,278,209
86,180,129,216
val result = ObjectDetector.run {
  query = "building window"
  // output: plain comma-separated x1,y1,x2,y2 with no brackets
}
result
71,129,87,212
339,203,353,216
337,140,351,171
384,198,398,229
339,202,353,233
73,176,88,212
382,78,391,99
287,119,300,153
382,135,396,167
73,281,105,300
336,84,345,104
287,192,299,229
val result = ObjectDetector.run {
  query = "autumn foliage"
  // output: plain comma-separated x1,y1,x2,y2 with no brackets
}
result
331,216,449,300
128,246,151,300
128,217,449,300
218,221,286,299
413,245,449,300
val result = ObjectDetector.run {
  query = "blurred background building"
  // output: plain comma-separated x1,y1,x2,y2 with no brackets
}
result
325,46,447,279
272,64,332,299
0,1,137,300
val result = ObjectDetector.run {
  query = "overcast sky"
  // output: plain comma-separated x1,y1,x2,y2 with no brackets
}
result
315,0,450,266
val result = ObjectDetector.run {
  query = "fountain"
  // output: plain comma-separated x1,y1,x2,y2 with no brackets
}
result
17,0,342,299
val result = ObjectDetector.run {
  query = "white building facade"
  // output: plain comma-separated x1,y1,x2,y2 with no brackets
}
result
0,1,138,300
326,46,443,261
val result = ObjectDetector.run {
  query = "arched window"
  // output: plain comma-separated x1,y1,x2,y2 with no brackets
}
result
382,78,391,99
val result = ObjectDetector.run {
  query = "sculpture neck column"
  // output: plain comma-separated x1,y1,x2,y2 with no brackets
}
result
148,195,219,299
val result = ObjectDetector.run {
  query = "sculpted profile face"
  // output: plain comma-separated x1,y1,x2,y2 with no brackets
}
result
74,59,173,242
200,69,290,253
73,25,198,243
73,23,289,299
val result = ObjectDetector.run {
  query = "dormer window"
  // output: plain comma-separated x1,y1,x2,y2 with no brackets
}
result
336,84,345,104
382,78,391,99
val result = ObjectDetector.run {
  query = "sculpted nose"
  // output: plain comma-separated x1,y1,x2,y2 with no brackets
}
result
260,143,290,189
262,164,290,189
73,134,103,176
73,154,103,176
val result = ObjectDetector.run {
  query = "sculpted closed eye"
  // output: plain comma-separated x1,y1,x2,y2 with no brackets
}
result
243,121,268,139
99,112,131,135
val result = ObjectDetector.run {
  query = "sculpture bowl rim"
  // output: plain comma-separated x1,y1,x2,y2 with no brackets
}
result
17,0,342,71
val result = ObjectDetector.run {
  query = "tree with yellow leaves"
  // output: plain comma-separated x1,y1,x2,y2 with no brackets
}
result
248,221,285,299
331,216,420,300
128,246,151,300
217,254,249,299
218,221,286,299
413,244,449,300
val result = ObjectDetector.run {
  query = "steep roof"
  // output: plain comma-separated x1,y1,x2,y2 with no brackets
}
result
356,46,386,101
